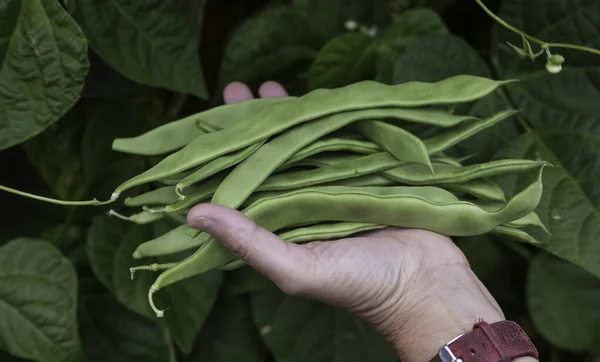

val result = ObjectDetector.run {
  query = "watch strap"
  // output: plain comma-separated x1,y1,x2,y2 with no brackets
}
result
430,320,538,362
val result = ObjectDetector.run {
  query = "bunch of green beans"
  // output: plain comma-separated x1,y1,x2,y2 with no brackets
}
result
0,75,550,318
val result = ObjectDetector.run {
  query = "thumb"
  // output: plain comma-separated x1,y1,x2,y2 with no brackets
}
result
187,203,316,295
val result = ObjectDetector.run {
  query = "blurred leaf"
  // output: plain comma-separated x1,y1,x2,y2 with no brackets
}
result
376,8,448,83
0,239,83,362
87,217,223,354
41,225,89,269
79,291,175,362
184,293,269,362
0,0,88,151
528,252,600,352
68,0,208,98
216,4,322,98
251,286,396,362
308,32,376,90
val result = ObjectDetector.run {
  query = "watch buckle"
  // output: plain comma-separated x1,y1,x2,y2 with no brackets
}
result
438,333,465,362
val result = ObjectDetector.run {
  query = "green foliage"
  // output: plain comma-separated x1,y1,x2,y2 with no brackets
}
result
1,0,599,361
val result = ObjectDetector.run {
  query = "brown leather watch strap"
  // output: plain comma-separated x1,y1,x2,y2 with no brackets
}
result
429,321,539,362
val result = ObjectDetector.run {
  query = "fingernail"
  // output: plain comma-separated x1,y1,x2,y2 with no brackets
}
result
191,216,217,234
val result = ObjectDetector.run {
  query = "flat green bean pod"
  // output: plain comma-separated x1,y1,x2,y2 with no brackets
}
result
442,178,506,202
430,154,463,167
504,211,549,234
177,140,266,192
148,168,543,318
125,187,179,207
383,159,549,185
424,110,518,154
491,225,541,244
133,226,211,259
164,173,226,213
352,120,433,170
257,152,403,192
112,76,512,198
112,97,291,156
195,120,221,133
277,137,381,171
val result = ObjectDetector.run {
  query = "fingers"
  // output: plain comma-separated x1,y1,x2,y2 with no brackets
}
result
258,81,289,98
187,203,316,295
223,82,254,104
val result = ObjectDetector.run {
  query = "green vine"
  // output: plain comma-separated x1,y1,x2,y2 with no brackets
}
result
474,0,600,73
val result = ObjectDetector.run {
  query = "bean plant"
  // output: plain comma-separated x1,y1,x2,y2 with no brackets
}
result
0,1,599,362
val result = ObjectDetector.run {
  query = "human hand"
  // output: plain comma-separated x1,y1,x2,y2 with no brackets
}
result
189,81,531,362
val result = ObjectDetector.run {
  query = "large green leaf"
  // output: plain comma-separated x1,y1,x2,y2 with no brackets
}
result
216,4,323,97
87,217,223,354
0,239,83,362
0,0,88,151
79,292,176,362
251,285,397,362
528,252,600,353
68,0,207,98
308,32,376,90
185,292,269,362
376,8,448,83
493,0,600,278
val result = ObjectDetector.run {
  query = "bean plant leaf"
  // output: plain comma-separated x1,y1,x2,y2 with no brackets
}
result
308,32,376,90
79,292,176,362
184,292,269,362
87,217,222,354
0,0,88,151
251,285,397,362
0,239,83,362
67,0,207,98
493,0,600,277
528,252,600,352
376,8,448,83
216,4,323,97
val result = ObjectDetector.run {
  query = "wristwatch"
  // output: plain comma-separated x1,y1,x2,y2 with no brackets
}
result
429,320,539,362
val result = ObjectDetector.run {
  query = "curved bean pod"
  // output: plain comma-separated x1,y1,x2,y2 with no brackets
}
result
125,187,179,207
113,76,511,198
112,97,291,156
177,140,266,191
443,178,506,202
491,225,541,244
383,159,549,185
424,109,518,154
504,211,550,234
133,225,211,259
352,120,433,171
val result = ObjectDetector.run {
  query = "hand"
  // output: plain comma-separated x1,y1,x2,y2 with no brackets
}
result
189,81,531,362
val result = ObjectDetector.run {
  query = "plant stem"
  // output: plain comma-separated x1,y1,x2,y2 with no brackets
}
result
474,0,600,56
0,185,113,206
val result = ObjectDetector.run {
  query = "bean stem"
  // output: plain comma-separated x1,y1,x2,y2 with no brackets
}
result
149,286,166,318
130,263,179,279
474,0,600,56
0,185,115,206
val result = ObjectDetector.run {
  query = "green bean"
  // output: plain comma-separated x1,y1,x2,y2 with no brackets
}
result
195,120,221,133
442,178,506,202
278,221,387,243
112,97,291,156
504,211,550,234
257,152,403,192
113,76,511,199
278,137,381,170
383,159,549,185
147,167,544,318
352,120,432,170
430,154,464,167
108,209,166,224
133,226,211,259
424,110,518,154
491,225,541,244
177,140,266,192
125,187,179,207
